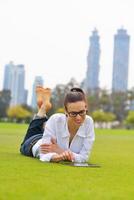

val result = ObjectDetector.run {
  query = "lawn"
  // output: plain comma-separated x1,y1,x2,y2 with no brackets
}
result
0,122,134,200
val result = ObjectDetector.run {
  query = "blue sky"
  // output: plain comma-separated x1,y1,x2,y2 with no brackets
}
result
0,0,134,102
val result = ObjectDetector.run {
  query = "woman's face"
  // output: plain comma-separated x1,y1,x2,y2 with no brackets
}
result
66,101,87,126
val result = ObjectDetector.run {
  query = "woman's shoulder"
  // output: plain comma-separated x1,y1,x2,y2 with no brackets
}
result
85,115,94,125
85,115,94,121
48,113,66,122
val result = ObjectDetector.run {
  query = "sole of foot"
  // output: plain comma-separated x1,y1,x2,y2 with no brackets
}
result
36,86,52,112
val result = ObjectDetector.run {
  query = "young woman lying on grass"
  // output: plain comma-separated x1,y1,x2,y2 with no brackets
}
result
20,86,95,163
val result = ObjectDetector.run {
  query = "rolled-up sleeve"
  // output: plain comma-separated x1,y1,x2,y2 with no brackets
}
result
72,138,94,162
39,115,57,162
40,152,57,162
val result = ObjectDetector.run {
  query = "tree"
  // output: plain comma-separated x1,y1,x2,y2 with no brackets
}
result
125,111,134,128
99,89,112,112
111,92,128,122
127,88,134,110
56,107,64,113
105,112,116,122
92,110,106,123
87,91,100,113
87,89,112,114
0,90,11,119
51,78,80,113
91,110,116,128
7,105,32,122
51,84,66,112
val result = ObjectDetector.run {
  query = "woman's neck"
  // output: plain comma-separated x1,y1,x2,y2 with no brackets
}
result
67,119,79,135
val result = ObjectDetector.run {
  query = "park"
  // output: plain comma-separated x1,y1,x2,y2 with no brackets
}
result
1,0,134,199
0,122,134,200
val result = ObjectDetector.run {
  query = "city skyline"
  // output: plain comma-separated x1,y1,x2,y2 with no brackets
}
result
1,28,133,104
2,26,131,107
3,62,27,105
0,0,134,103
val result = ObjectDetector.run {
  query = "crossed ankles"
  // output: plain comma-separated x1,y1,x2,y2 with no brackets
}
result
36,86,52,113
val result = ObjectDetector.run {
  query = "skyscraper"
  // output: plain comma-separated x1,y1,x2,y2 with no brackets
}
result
3,61,27,106
31,76,44,109
84,29,101,92
3,61,13,90
112,28,130,92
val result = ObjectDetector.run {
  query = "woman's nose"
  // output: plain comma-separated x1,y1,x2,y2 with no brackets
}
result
75,114,82,119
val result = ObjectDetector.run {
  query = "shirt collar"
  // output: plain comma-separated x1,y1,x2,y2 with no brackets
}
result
76,124,86,137
61,119,70,138
61,119,86,138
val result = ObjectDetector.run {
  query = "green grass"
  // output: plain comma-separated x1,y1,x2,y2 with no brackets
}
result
0,123,134,200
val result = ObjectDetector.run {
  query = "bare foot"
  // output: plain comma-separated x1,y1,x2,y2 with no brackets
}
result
36,86,52,112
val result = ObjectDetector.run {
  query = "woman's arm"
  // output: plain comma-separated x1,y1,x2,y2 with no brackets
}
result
51,150,74,162
40,150,74,162
39,114,65,162
71,138,95,162
40,137,64,154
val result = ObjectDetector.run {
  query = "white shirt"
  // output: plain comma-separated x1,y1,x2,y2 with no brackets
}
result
32,113,95,163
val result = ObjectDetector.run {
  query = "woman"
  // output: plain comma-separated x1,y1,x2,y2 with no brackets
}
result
20,86,95,163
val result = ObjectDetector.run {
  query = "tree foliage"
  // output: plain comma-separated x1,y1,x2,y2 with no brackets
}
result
110,92,128,121
125,111,134,126
51,78,80,112
0,90,11,118
92,110,116,123
7,105,32,122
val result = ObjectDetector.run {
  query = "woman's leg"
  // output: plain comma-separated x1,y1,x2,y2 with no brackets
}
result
20,116,47,145
20,86,52,157
20,117,47,157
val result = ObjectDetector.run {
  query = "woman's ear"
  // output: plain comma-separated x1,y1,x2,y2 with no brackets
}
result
85,104,88,110
65,111,68,117
64,106,68,117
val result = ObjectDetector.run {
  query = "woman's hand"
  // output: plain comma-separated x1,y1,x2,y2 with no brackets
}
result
61,150,74,161
51,150,74,162
40,137,64,154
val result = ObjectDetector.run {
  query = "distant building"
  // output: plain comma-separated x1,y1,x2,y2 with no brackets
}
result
31,76,44,109
3,62,13,90
112,28,130,92
84,29,101,92
3,61,27,106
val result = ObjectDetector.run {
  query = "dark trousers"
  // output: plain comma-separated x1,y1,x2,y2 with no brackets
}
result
20,117,48,157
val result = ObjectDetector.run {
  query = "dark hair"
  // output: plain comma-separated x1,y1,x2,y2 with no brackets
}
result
64,87,87,109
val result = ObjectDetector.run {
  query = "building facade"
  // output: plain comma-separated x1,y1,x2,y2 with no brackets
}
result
84,29,101,92
112,28,130,92
3,61,27,106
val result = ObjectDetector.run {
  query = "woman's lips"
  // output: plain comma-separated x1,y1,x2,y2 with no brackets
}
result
75,120,82,124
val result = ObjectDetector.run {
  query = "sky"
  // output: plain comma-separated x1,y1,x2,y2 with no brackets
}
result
0,0,134,102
